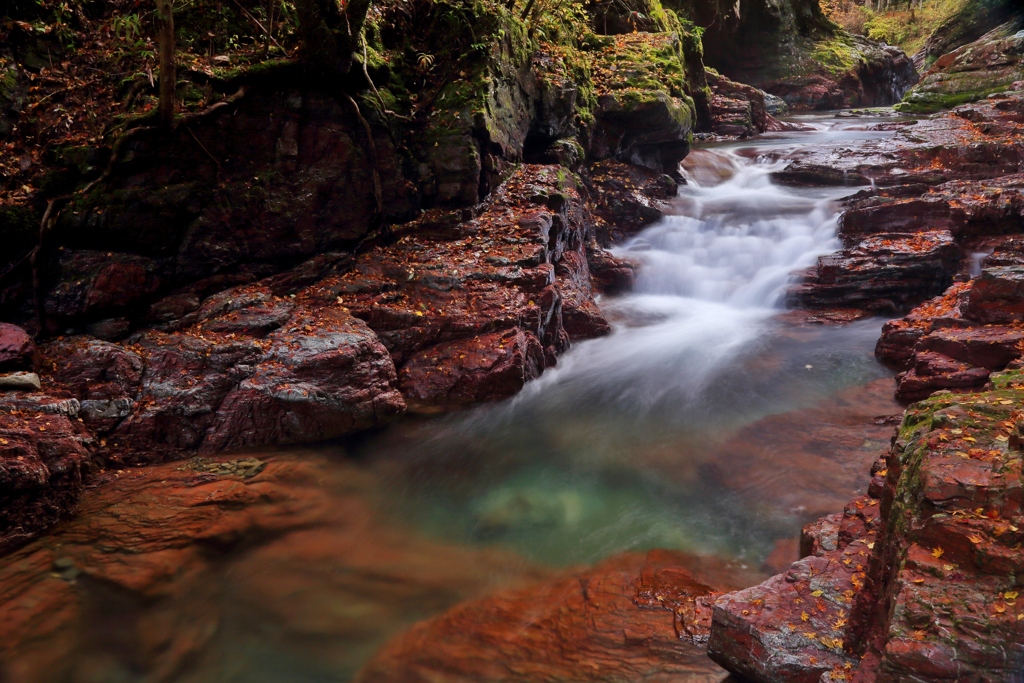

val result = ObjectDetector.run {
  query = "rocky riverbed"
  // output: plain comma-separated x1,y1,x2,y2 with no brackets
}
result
4,0,1024,679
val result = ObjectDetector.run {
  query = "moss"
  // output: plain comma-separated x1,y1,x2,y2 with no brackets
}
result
810,32,859,76
895,81,1021,113
589,32,688,99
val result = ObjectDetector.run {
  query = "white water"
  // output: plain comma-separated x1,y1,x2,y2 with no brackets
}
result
365,117,904,565
512,144,842,412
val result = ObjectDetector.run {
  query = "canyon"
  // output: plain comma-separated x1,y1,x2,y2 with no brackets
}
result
2,0,1024,680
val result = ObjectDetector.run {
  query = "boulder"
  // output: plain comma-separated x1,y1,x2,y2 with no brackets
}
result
0,323,38,372
107,287,404,460
202,307,405,451
897,17,1024,114
588,33,696,174
356,550,732,683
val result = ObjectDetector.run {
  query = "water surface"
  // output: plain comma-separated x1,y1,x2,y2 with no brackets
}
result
1,115,909,683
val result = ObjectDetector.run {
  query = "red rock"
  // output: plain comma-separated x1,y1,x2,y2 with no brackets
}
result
586,243,636,294
876,276,1024,401
916,324,1024,370
43,338,143,401
106,291,404,459
588,159,675,245
0,323,39,373
317,165,608,408
202,307,405,451
711,371,1024,683
398,328,544,408
875,283,970,368
849,377,1024,681
709,495,882,683
839,174,1024,247
787,231,961,313
356,549,731,683
965,265,1024,323
0,395,89,553
0,453,553,682
42,250,161,321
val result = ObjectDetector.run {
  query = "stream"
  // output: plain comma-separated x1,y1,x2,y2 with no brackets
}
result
1,114,909,682
357,114,901,566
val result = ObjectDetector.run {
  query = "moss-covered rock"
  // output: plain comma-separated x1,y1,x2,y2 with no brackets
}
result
668,0,919,110
587,31,696,173
896,18,1024,114
913,0,1024,68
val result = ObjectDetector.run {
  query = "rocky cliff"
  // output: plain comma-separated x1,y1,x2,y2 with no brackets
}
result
669,0,919,109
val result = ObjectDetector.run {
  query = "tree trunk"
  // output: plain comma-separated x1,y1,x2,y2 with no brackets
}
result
156,0,176,128
294,0,371,72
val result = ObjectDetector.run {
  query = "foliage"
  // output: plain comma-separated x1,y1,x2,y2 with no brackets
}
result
0,0,303,205
822,0,969,54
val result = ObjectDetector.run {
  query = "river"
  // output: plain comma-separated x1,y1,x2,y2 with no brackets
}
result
0,114,908,683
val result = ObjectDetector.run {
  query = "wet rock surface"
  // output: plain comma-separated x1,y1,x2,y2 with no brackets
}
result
0,452,557,683
356,549,745,683
788,232,961,314
877,266,1024,402
588,159,676,244
786,91,1024,314
709,370,1024,683
0,164,620,547
320,165,609,409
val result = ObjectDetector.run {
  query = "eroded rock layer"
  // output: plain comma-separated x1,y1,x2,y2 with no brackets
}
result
710,370,1024,682
786,90,1024,314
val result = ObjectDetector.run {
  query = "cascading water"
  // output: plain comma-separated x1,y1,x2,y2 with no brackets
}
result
364,118,902,567
0,116,912,683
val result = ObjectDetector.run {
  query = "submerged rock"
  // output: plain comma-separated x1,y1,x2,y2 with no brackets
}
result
0,453,554,682
710,370,1024,682
356,549,745,683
